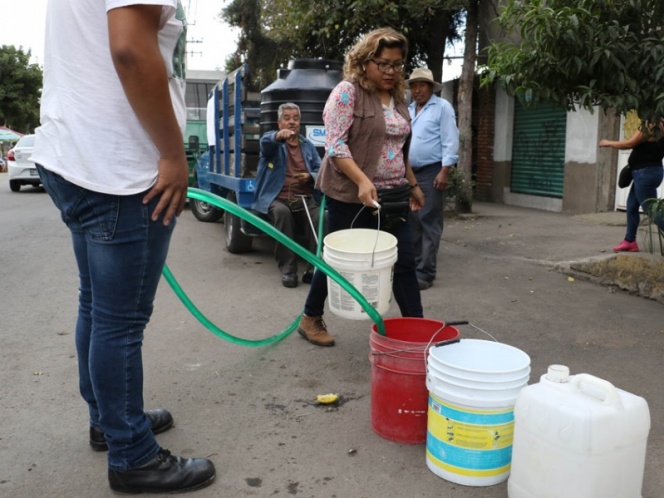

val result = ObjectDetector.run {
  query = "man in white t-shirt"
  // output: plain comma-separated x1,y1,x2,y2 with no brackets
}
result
33,1,215,494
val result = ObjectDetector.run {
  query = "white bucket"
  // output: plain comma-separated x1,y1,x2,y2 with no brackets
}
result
428,368,530,390
426,370,527,401
427,339,531,382
508,365,650,498
323,229,398,320
426,339,530,487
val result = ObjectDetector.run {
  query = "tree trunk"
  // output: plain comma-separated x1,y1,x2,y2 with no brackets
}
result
424,10,452,83
455,0,478,214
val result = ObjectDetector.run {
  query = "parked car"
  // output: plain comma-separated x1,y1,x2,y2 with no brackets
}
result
7,134,40,192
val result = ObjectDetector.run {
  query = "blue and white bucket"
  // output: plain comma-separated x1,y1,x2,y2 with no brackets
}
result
426,339,530,486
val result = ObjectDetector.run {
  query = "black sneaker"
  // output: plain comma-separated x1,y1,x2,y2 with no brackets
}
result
108,448,215,494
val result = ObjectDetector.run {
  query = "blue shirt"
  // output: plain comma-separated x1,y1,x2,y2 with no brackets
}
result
408,94,459,168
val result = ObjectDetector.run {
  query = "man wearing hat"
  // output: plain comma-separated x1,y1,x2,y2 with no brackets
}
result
406,68,459,290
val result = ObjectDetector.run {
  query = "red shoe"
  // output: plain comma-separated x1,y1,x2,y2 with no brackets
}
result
613,240,639,252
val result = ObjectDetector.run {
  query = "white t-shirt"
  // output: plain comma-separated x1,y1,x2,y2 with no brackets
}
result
32,0,187,195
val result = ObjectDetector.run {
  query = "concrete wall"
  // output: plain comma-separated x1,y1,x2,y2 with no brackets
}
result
490,87,624,214
562,107,599,214
491,87,513,203
562,107,621,213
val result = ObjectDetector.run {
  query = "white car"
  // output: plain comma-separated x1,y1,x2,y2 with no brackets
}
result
8,134,40,192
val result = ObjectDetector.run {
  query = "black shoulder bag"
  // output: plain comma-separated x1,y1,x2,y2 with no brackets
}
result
375,183,411,228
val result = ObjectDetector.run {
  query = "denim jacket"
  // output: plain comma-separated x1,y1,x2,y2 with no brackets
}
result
251,131,321,214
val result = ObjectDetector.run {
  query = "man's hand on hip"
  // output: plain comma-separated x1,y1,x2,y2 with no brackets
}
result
433,167,451,191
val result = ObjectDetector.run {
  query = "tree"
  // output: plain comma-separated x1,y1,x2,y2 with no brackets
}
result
0,46,42,133
223,0,463,84
482,0,664,123
455,0,479,213
222,0,299,91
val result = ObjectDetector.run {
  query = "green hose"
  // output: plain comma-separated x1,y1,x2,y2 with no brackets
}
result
162,187,386,347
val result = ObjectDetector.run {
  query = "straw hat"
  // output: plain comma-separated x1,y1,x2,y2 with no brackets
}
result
406,68,443,92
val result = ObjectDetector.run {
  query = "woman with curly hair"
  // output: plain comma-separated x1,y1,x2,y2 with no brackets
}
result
297,27,425,347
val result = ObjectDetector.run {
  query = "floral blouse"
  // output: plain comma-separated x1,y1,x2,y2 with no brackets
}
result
324,80,410,189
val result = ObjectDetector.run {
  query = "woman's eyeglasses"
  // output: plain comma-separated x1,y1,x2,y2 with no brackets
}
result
370,60,404,73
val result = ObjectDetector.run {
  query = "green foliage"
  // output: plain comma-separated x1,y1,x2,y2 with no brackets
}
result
222,0,296,90
265,0,459,64
222,0,464,85
482,0,664,122
0,46,42,133
447,166,474,213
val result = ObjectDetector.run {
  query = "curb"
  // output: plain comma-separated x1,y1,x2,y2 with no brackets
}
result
552,253,664,304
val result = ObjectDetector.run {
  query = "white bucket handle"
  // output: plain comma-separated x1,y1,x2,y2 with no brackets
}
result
571,373,624,410
349,204,382,267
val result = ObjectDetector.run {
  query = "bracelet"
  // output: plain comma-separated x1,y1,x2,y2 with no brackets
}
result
410,183,419,189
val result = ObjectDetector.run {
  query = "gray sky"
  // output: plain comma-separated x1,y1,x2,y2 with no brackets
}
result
0,0,238,71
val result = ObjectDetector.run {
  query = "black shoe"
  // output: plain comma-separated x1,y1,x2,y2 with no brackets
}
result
90,408,175,452
108,448,215,495
418,279,432,290
281,273,298,288
302,269,314,284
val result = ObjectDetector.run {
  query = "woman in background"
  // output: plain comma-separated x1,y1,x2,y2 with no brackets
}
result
600,120,664,252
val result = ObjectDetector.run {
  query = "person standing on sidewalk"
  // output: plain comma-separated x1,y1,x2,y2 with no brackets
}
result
406,68,459,290
252,103,321,288
32,1,215,494
599,120,664,252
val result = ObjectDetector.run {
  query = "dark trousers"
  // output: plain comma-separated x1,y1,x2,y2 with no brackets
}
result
269,197,319,275
410,163,445,283
303,197,423,318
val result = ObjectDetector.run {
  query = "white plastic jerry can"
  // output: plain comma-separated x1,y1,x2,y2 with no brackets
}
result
508,365,650,498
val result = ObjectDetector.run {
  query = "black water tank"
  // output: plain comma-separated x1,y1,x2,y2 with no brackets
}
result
260,58,343,156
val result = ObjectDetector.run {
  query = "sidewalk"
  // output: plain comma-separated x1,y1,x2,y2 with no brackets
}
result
444,202,664,303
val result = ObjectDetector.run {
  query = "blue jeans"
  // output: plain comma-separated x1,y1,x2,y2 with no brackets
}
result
410,164,445,283
625,166,664,242
37,165,174,471
304,197,423,318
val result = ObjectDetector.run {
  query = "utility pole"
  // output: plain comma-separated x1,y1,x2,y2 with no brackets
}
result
186,38,203,59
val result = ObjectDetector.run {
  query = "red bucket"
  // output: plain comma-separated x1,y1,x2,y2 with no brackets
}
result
369,318,460,444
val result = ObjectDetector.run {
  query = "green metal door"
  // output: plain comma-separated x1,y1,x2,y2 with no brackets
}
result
511,100,567,197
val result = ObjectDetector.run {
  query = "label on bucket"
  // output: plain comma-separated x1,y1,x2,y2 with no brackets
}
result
329,269,380,312
426,393,514,480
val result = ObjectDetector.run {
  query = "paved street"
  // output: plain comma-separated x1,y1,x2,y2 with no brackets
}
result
1,178,663,497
